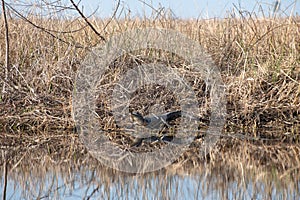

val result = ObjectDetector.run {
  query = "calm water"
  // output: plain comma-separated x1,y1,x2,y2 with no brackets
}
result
1,161,299,200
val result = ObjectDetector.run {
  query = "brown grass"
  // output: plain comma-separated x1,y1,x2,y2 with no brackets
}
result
0,15,299,172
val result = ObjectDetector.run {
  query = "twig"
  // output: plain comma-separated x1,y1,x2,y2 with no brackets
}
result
5,3,84,48
102,0,121,32
1,0,10,97
280,69,300,85
1,151,8,200
69,0,106,42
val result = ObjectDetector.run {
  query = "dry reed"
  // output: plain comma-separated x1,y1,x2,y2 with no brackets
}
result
0,14,299,172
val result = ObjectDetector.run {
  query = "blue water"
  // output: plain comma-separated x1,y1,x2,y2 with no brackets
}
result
1,165,299,200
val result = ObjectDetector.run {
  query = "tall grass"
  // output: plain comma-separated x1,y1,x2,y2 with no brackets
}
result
0,13,299,170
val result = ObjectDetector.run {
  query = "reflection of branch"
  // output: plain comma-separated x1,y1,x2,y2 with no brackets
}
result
69,0,106,42
86,185,100,200
1,151,8,200
1,0,9,96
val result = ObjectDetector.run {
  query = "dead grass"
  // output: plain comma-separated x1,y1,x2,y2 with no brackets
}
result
0,15,299,171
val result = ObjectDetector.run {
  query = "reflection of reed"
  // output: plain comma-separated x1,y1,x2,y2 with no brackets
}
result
1,130,300,171
0,8,299,199
3,159,300,199
1,151,8,200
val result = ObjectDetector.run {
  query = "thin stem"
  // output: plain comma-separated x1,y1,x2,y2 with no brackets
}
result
69,0,106,42
1,0,10,97
1,151,8,200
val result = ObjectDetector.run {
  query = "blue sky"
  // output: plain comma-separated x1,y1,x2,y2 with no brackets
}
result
79,0,299,19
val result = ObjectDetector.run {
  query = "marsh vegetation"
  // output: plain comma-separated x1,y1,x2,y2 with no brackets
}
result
0,2,299,198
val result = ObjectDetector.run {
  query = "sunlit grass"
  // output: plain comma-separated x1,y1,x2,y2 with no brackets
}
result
0,14,299,171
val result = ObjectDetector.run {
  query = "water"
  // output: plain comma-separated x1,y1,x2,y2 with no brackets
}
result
1,161,299,200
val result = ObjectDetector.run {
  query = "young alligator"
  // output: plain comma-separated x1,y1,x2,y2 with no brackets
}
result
130,110,206,147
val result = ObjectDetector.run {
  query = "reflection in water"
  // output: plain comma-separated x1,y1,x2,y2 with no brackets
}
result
1,161,299,200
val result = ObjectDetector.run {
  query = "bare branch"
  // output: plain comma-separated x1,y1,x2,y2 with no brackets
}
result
102,0,121,32
137,0,166,19
5,3,84,48
1,0,10,97
69,0,106,42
